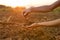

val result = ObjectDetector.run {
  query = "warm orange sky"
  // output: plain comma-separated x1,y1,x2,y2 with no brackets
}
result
0,0,57,8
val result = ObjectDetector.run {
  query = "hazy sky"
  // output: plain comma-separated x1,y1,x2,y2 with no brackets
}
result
0,0,57,8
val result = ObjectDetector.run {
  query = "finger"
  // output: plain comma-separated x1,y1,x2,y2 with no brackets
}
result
23,11,28,16
22,11,27,17
23,9,31,17
22,10,25,15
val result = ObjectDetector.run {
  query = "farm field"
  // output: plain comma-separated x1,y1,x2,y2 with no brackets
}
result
0,5,60,40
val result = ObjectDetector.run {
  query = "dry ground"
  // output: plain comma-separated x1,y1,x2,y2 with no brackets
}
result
0,10,60,40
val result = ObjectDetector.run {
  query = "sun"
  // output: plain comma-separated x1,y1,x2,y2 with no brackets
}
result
0,0,57,8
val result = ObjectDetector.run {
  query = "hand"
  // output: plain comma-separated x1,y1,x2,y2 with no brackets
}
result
23,8,31,17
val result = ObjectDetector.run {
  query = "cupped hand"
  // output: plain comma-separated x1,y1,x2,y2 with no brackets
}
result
22,8,31,17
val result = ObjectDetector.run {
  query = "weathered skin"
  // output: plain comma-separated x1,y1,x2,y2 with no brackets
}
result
22,0,60,27
23,0,60,16
28,19,60,27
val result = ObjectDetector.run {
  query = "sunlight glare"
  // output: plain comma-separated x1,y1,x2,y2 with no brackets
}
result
0,0,57,8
